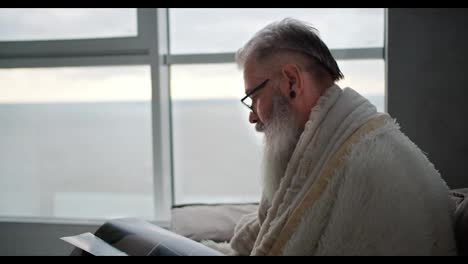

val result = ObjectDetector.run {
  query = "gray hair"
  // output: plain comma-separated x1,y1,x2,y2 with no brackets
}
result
235,18,344,81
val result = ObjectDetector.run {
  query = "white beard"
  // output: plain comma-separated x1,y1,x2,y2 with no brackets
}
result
262,94,301,202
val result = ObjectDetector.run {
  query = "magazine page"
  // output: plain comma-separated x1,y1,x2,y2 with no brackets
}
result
95,218,224,256
61,232,128,256
63,218,225,256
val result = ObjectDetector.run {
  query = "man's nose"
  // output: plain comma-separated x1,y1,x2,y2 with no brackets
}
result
249,111,258,124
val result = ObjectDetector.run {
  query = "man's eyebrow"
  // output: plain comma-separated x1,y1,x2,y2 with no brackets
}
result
245,85,258,95
245,79,269,96
245,88,254,96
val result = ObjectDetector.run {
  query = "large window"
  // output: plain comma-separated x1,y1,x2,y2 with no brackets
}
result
169,8,386,205
0,8,386,223
0,9,172,225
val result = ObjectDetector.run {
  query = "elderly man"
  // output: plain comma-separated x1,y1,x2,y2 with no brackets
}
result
204,18,457,256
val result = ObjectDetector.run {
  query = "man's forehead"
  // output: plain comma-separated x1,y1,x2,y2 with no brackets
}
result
244,76,264,94
245,79,270,97
243,60,273,88
243,71,266,93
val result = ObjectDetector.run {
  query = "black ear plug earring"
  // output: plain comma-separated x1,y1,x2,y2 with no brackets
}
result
290,90,296,98
290,84,296,98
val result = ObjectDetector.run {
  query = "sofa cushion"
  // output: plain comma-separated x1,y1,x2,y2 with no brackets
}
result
170,204,258,243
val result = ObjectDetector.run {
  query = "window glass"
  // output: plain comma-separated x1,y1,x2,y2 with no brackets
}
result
0,65,154,220
0,8,137,41
170,8,384,53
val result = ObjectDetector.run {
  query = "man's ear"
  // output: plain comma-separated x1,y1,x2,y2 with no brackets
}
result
281,64,303,98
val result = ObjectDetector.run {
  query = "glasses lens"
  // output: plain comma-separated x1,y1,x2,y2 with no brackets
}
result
243,96,252,109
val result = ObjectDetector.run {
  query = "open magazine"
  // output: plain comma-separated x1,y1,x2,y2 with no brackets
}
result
61,217,224,256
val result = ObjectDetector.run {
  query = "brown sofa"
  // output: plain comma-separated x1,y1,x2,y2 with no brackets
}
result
171,190,468,255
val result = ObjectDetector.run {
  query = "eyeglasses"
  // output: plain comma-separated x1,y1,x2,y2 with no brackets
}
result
240,79,269,111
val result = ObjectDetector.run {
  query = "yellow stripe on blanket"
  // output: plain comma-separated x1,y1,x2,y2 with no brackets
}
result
268,113,389,256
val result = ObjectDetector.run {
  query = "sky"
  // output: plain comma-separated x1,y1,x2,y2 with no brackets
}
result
0,8,385,103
